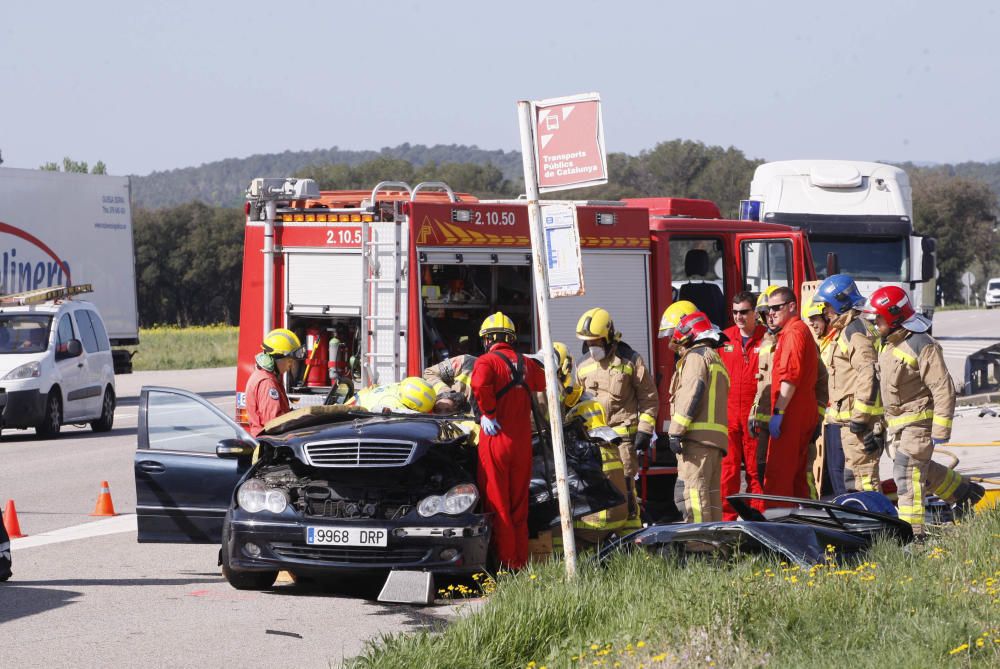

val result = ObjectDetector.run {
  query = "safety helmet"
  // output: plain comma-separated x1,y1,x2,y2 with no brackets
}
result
576,307,617,344
479,312,516,338
672,311,720,346
261,328,305,359
755,286,781,314
862,285,929,332
813,274,866,315
801,296,826,320
397,376,436,413
657,300,697,339
553,341,573,383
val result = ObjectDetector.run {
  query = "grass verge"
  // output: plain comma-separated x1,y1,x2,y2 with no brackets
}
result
349,509,1000,668
125,325,238,371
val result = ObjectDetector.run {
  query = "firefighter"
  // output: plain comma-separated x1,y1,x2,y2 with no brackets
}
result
656,300,697,340
864,286,985,537
547,342,630,545
423,354,477,403
719,291,766,520
351,376,437,414
471,312,545,570
803,296,847,497
575,307,659,528
812,274,883,493
762,286,820,507
666,311,730,522
748,286,780,483
245,328,305,437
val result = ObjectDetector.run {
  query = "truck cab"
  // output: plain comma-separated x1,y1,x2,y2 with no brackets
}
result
744,160,936,318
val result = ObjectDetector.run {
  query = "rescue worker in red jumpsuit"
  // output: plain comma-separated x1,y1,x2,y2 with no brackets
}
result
763,287,819,508
245,328,304,437
719,291,767,519
470,312,545,570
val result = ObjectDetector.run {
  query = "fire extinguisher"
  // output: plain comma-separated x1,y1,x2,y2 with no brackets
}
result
304,326,329,387
328,325,349,383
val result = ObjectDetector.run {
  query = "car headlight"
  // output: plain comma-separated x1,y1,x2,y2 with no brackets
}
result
3,361,40,380
265,489,288,514
418,484,479,517
237,479,266,513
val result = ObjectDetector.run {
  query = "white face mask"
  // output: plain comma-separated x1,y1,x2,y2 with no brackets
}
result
588,345,606,361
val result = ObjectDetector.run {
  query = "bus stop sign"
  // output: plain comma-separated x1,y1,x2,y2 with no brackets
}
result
532,93,607,193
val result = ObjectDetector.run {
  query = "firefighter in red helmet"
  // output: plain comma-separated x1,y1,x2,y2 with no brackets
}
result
864,285,984,537
470,312,545,569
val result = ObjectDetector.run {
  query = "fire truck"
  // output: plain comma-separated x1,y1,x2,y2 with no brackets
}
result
235,177,815,446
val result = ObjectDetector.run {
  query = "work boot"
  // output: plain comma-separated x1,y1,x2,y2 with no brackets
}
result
952,482,986,521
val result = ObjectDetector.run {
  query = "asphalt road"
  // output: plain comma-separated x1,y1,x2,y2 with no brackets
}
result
1,367,469,668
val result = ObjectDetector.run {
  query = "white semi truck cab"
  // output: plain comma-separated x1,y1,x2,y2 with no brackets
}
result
742,160,936,318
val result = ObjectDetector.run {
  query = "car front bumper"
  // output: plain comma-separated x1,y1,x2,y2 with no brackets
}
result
2,389,46,428
986,294,1000,307
225,511,491,575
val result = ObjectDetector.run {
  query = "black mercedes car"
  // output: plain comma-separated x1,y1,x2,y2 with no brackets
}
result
134,386,620,596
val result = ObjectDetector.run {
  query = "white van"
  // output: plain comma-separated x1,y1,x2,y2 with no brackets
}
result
0,289,116,437
985,278,1000,309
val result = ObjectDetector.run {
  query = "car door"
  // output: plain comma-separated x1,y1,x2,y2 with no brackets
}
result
134,386,256,543
69,309,104,417
734,231,814,300
53,312,88,421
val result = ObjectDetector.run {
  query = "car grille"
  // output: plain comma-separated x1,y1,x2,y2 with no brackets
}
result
270,542,429,564
303,439,416,467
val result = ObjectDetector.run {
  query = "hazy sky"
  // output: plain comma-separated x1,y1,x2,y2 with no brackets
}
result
2,1,998,176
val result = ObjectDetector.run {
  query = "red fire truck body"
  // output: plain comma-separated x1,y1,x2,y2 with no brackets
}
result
236,178,815,440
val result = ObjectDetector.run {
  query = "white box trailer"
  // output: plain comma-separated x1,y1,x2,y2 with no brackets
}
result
0,167,138,372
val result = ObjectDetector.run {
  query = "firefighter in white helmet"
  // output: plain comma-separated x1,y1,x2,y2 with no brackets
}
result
575,307,658,528
245,328,305,437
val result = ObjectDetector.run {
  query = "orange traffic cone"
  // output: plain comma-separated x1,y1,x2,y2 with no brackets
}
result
90,481,117,517
3,499,25,538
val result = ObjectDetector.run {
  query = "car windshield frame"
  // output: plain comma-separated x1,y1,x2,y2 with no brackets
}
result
0,314,53,354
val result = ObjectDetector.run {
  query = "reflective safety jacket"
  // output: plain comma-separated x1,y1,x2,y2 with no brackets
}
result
351,383,411,413
576,341,659,440
750,331,777,423
668,344,730,451
423,354,476,400
824,311,882,426
877,329,955,441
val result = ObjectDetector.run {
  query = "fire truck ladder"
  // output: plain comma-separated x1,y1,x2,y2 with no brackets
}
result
0,283,93,306
359,182,412,387
359,181,457,388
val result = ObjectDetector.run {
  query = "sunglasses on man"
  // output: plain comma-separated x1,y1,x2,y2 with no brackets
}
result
766,301,790,313
732,308,752,315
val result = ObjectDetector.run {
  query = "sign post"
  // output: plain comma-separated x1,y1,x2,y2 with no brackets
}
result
517,93,607,579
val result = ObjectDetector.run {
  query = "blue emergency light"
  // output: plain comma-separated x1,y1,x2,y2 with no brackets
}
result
739,200,762,221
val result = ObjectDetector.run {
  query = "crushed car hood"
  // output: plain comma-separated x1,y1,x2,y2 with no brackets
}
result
597,494,913,568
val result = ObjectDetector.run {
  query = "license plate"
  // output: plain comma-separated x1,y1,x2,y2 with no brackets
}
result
305,526,387,547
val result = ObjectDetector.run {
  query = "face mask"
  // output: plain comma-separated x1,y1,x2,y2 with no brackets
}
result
588,345,606,361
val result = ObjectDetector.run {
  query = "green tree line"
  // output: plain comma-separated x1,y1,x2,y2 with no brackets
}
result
132,145,998,324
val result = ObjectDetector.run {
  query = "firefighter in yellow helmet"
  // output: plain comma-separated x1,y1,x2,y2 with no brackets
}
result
246,328,305,436
351,376,436,414
575,307,658,528
657,300,698,340
536,342,629,545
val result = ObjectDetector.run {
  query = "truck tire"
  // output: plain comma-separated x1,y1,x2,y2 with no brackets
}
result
90,387,116,432
36,391,62,438
221,525,276,591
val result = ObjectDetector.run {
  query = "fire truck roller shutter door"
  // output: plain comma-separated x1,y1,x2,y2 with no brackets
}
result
287,253,363,314
547,250,653,373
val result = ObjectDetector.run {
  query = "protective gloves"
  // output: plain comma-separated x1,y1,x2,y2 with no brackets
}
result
932,437,947,447
480,415,501,436
769,412,784,440
848,420,868,435
862,430,884,455
633,431,652,456
668,435,684,455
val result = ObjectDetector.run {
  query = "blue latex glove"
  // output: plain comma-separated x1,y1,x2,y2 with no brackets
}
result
932,437,946,447
480,415,501,436
769,412,784,440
